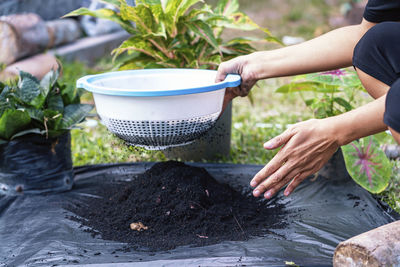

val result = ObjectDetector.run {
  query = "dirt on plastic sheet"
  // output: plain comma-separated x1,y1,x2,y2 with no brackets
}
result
67,161,287,251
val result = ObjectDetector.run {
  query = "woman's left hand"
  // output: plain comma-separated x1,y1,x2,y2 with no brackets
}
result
251,118,340,199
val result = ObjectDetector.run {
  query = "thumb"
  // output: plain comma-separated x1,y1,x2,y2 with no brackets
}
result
215,70,227,83
264,128,295,150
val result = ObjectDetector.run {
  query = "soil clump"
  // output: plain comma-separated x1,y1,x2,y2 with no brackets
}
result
67,161,286,251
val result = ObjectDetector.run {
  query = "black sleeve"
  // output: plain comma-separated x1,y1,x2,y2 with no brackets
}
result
363,0,400,23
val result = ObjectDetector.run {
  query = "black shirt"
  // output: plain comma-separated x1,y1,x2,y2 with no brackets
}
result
363,0,400,22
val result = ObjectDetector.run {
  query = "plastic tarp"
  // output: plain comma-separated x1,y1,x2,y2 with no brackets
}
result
0,133,73,195
1,156,398,266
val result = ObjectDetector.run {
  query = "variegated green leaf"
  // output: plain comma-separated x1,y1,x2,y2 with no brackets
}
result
61,104,93,129
40,68,59,97
99,0,122,8
113,36,167,61
275,82,339,93
215,0,239,16
18,71,47,109
165,0,203,36
137,0,161,5
63,7,136,34
221,43,255,55
342,136,391,193
305,69,363,88
185,20,219,51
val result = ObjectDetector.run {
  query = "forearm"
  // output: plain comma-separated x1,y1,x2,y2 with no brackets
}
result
328,95,387,146
249,20,375,79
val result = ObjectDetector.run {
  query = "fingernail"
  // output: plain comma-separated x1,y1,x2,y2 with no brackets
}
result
264,191,271,199
284,190,290,196
250,180,257,187
264,141,273,149
253,190,260,197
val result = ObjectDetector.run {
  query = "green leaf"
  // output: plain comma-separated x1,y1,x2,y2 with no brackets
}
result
63,7,136,34
333,97,353,112
60,104,93,129
275,82,322,93
0,81,4,94
305,70,362,88
215,0,239,16
113,36,166,61
61,83,82,106
17,71,45,108
98,0,122,8
0,84,11,99
218,12,258,31
185,20,219,51
40,68,59,97
342,136,391,193
0,86,13,117
26,108,44,122
0,109,31,140
120,2,156,34
137,0,162,4
10,128,45,140
47,93,64,112
44,110,63,131
305,99,316,107
167,0,203,24
221,42,255,56
276,81,339,93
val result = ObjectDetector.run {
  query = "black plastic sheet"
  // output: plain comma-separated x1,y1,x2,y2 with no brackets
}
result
0,155,398,266
0,132,73,195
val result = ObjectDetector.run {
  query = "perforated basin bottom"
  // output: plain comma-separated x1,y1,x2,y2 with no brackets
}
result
101,112,219,150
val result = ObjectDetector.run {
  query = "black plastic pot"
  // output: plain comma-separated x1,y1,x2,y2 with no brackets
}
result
0,132,73,195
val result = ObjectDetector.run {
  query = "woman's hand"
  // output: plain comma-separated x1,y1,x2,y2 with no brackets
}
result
215,54,260,112
251,118,340,199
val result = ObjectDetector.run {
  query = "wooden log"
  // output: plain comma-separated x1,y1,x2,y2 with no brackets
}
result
0,14,81,65
0,53,58,81
333,220,400,267
46,19,81,47
0,20,19,65
0,13,49,64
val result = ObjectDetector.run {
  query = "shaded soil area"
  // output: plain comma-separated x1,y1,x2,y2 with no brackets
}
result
67,161,286,251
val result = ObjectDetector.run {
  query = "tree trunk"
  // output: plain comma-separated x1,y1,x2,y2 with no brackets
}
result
333,220,400,267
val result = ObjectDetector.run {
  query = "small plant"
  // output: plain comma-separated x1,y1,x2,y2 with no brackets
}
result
276,69,363,119
65,0,280,70
276,69,392,193
0,68,93,144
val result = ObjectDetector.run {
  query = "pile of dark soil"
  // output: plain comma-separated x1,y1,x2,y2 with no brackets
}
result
67,161,286,251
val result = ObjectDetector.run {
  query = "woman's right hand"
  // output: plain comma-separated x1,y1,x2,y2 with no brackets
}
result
215,53,260,112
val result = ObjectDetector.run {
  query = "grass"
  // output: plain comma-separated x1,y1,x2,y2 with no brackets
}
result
63,0,400,214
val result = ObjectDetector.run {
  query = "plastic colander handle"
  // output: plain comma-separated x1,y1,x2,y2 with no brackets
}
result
76,75,95,90
223,74,241,88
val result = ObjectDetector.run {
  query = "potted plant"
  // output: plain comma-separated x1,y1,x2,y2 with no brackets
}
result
0,68,93,195
65,0,280,161
276,69,392,194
